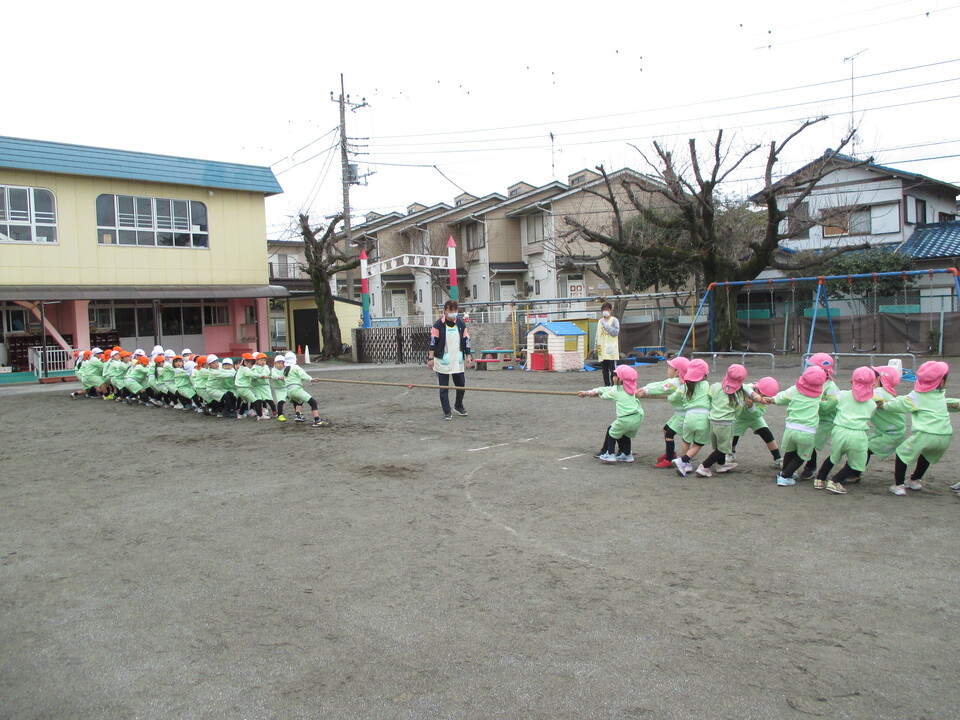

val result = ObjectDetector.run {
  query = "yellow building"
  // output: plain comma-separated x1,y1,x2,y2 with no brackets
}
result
0,136,285,369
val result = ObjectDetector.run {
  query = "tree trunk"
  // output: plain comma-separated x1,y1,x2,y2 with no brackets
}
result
709,285,742,351
311,271,343,359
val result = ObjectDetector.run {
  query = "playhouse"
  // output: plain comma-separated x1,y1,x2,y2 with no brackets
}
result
525,321,586,372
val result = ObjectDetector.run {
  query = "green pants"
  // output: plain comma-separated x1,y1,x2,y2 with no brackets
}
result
829,427,869,472
782,428,816,461
681,412,710,446
710,424,735,454
896,431,952,466
609,410,644,440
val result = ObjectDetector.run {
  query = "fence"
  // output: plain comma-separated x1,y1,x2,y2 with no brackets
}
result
29,346,74,376
354,326,431,364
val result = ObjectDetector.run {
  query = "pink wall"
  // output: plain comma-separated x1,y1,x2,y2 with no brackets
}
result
203,324,234,355
201,297,271,355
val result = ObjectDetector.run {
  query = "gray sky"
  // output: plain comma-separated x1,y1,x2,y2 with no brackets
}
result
7,0,959,240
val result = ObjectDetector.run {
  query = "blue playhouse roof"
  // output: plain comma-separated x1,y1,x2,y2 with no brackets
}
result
897,221,960,259
0,136,283,196
529,321,586,336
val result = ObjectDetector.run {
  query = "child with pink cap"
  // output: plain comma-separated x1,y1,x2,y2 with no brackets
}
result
668,358,711,476
878,360,960,495
837,364,905,483
798,353,839,481
578,364,644,463
767,366,828,486
812,366,880,494
636,356,689,468
689,364,749,477
731,376,782,468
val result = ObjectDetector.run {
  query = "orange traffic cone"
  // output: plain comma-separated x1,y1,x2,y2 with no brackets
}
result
297,345,302,354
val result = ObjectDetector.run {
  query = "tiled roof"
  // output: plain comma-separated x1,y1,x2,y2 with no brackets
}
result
897,221,960,259
528,321,586,336
0,136,283,195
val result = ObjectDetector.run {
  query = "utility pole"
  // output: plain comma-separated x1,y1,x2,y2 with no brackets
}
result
843,49,867,157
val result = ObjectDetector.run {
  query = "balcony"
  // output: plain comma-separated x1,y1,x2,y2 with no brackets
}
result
268,262,313,290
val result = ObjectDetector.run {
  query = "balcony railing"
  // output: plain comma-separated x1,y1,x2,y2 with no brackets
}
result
269,262,310,281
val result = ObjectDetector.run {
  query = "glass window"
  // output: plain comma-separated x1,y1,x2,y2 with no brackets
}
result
136,307,155,337
203,305,229,325
0,186,59,244
114,307,137,336
97,194,209,248
182,306,202,334
161,306,182,335
465,223,484,250
90,306,113,329
524,215,544,244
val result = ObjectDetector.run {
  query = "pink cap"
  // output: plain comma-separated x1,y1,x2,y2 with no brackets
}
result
684,358,709,383
851,366,877,402
796,366,827,398
915,360,950,393
754,376,779,397
722,364,747,393
667,356,690,375
807,352,835,377
614,364,638,395
872,365,901,395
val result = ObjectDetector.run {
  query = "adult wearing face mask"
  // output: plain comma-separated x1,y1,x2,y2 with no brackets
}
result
427,300,475,420
596,301,621,386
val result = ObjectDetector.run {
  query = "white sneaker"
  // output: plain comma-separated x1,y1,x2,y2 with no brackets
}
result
597,452,618,463
695,464,712,477
615,453,635,463
173,402,184,410
773,458,782,469
950,481,960,493
888,484,908,496
725,453,736,464
776,475,796,486
672,457,690,477
903,479,923,491
714,462,738,474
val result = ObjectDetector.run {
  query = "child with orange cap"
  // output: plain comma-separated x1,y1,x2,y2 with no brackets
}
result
668,358,711,477
71,350,98,398
124,355,153,405
252,352,275,420
767,365,828,486
636,356,689,468
692,363,748,477
578,364,644,463
878,360,960,496
798,352,839,480
812,366,880,495
234,353,264,419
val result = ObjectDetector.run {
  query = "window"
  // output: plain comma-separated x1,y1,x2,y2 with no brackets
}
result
97,194,208,247
822,207,871,237
0,185,58,243
535,280,541,295
523,214,545,245
136,307,155,337
465,222,484,251
787,202,810,239
114,308,137,337
472,285,477,300
915,199,927,225
161,306,183,335
939,212,956,222
203,305,230,325
5,307,28,333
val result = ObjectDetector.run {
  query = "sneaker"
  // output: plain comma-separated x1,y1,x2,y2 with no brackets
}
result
294,414,306,423
454,405,468,416
257,413,271,421
104,394,115,400
772,458,782,469
443,412,453,421
889,484,907,496
813,477,825,489
826,480,847,495
615,453,635,463
311,419,325,428
654,458,674,469
277,414,286,422
597,452,618,463
904,479,923,491
594,452,605,459
950,481,960,493
173,402,184,410
725,453,736,464
798,467,816,481
655,453,667,463
847,474,862,484
714,462,738,474
695,464,713,477
672,457,691,477
776,475,797,486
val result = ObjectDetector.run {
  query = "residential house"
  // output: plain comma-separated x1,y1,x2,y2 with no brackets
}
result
0,136,284,370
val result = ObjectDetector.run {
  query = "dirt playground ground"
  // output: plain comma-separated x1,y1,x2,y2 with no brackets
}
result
1,359,959,720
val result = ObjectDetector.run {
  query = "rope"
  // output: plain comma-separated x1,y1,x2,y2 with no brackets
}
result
308,376,669,398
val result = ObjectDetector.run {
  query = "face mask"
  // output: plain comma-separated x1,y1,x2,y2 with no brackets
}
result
602,311,611,318
447,312,458,321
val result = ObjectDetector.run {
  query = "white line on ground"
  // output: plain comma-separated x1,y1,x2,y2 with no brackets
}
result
557,454,584,461
468,446,490,452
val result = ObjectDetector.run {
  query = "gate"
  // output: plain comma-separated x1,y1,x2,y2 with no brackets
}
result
355,326,431,364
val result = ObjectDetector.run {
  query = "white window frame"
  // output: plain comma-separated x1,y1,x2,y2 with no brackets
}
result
97,194,209,248
465,222,484,251
523,214,545,245
0,185,58,244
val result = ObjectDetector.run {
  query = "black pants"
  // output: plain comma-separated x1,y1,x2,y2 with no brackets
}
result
600,359,616,386
437,372,465,414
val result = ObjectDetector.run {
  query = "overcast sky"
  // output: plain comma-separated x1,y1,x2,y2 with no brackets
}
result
7,1,959,240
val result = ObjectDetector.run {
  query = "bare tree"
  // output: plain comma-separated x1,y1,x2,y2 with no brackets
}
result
563,118,870,348
298,213,359,359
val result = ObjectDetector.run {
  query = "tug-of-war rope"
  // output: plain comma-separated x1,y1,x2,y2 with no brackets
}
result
309,376,667,398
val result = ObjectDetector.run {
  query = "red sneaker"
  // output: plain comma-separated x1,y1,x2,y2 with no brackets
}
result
654,458,674,468
656,453,667,463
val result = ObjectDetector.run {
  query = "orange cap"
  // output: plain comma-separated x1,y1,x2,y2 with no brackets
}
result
195,355,207,366
83,350,92,359
171,355,183,361
119,351,133,358
255,352,267,359
136,355,150,366
74,350,82,357
112,346,123,352
241,352,255,360
100,353,111,361
154,355,165,364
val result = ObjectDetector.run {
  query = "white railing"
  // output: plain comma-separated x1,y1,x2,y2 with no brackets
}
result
29,346,75,375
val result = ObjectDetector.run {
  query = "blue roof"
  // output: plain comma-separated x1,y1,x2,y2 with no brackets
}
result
897,221,960,259
0,136,283,196
529,321,586,336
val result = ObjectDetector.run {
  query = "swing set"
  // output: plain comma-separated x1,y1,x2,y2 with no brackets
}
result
678,268,960,359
